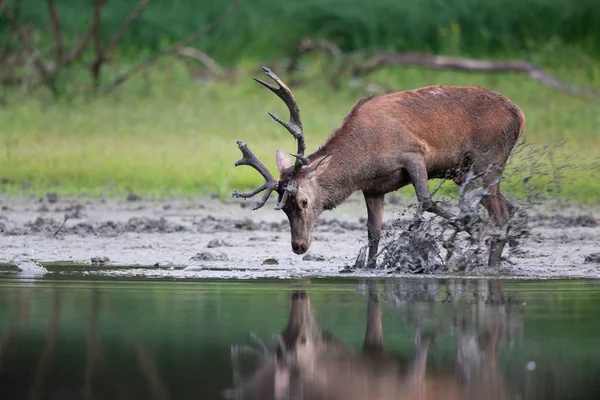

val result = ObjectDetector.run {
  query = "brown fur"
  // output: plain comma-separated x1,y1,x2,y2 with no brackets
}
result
275,85,525,267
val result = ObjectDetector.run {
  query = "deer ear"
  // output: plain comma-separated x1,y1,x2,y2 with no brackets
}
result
306,154,331,178
276,148,293,175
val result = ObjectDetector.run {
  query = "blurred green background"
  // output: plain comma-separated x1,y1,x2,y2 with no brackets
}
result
0,0,598,202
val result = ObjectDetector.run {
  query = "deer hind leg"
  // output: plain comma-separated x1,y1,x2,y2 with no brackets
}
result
498,191,516,219
477,162,512,267
363,192,385,269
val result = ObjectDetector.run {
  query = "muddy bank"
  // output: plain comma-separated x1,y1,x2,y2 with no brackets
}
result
0,194,599,279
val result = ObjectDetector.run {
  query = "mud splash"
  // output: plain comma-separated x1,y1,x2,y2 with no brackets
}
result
378,177,530,274
376,140,591,275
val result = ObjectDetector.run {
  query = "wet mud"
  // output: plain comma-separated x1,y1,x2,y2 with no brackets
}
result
0,194,599,279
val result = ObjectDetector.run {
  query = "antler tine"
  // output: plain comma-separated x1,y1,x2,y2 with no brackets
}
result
289,153,309,165
232,140,280,210
274,190,289,211
254,67,306,160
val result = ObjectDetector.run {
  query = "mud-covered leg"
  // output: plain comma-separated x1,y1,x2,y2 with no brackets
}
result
481,185,510,267
363,192,384,269
405,157,455,220
498,191,516,218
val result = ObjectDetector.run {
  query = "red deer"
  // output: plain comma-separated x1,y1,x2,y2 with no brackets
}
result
222,288,515,400
232,67,525,268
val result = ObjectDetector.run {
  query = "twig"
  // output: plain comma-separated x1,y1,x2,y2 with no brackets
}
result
104,0,243,91
177,46,225,77
354,52,599,99
46,0,63,62
53,214,70,237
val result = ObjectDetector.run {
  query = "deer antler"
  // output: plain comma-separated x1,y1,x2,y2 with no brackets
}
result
253,67,307,168
232,141,281,210
232,67,307,210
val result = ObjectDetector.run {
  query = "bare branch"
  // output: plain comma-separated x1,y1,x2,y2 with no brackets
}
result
64,0,105,65
0,0,20,63
0,0,57,94
92,0,103,58
103,0,150,60
46,0,64,62
104,0,243,91
177,46,225,77
0,30,14,63
90,0,104,88
354,52,599,99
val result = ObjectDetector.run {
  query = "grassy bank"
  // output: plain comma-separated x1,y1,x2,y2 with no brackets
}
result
1,60,599,204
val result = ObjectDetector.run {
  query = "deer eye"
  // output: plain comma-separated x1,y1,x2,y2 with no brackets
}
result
301,199,308,208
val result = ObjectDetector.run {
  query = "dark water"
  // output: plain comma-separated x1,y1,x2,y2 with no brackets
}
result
1,276,600,399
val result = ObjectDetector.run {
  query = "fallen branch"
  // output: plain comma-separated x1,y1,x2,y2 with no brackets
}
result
353,52,599,98
104,0,243,92
287,38,346,88
287,38,344,77
177,46,225,77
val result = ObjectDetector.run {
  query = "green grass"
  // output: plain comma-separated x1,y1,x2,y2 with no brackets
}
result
1,60,599,204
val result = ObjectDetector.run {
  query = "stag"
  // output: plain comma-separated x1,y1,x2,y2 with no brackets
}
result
233,67,525,268
222,288,515,400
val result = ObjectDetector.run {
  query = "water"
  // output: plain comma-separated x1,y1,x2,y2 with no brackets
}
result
1,276,600,399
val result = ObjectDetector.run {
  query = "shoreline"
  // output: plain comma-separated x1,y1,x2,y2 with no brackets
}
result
1,194,599,280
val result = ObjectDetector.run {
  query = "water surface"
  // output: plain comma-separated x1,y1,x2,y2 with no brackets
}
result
1,276,599,399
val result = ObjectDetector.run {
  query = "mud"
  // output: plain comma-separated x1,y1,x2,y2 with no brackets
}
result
0,194,599,279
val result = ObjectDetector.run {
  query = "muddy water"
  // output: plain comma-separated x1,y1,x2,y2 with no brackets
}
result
0,276,599,399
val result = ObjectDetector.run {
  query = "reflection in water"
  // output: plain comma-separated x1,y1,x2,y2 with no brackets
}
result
1,278,600,399
223,282,518,400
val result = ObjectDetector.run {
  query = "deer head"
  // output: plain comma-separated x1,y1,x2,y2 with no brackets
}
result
232,67,331,255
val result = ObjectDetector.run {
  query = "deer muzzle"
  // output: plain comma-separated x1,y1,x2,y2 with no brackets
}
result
291,239,309,254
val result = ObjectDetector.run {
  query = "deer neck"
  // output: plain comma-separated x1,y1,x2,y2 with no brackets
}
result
312,152,367,211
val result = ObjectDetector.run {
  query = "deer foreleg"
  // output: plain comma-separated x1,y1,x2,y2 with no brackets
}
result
363,192,385,269
405,157,456,220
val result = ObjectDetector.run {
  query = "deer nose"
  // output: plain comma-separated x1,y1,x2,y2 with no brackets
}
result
292,240,308,254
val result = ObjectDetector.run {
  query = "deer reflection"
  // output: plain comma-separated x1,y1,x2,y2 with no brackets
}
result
224,283,518,400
